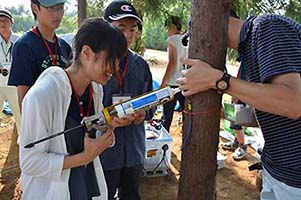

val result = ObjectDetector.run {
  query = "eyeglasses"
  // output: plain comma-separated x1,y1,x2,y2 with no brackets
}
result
41,3,68,13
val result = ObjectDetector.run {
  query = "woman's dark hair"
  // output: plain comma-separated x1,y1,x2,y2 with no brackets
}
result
73,18,127,73
165,15,182,31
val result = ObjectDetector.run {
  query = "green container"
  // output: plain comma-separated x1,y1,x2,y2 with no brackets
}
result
244,127,252,136
223,119,253,136
223,119,236,136
223,103,235,122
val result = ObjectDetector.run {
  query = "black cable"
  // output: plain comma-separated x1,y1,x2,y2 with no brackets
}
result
150,144,169,174
181,98,192,150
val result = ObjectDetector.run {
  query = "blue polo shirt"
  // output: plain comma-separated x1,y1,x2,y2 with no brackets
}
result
239,14,301,188
100,50,153,170
8,30,71,86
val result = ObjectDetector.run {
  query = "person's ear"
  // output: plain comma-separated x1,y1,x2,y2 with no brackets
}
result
81,45,94,61
31,3,39,15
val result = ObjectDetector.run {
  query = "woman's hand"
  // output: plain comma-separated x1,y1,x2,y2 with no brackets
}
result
110,111,146,127
132,111,146,125
111,115,135,127
81,127,115,165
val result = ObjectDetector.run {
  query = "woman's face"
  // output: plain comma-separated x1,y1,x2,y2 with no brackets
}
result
166,24,177,36
89,51,118,85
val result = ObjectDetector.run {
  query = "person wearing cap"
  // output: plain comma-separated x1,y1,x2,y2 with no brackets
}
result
176,12,301,199
100,1,153,199
8,0,71,111
0,9,22,133
160,15,187,133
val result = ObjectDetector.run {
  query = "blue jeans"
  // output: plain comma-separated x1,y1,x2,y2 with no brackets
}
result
162,87,185,132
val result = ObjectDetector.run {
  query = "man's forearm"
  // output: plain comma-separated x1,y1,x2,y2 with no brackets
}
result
226,74,301,119
17,85,30,112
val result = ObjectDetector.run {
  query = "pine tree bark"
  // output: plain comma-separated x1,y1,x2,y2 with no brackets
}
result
178,0,230,199
77,0,87,27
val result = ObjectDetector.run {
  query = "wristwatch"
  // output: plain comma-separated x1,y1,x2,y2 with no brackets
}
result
215,72,231,94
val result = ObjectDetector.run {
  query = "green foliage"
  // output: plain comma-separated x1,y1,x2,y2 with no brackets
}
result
4,5,77,35
6,5,31,16
284,0,301,23
56,12,77,35
232,0,301,22
87,0,107,18
4,5,35,33
138,0,190,51
12,15,35,34
143,18,167,51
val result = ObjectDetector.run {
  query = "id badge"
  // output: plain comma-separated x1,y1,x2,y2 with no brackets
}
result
112,93,132,105
1,62,11,70
1,62,11,69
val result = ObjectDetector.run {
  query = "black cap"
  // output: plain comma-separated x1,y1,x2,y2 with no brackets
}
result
0,9,13,22
104,0,142,23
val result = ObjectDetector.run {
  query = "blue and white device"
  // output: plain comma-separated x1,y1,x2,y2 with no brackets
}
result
114,86,180,118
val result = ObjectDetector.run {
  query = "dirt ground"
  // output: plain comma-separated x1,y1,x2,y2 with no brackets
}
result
0,51,261,199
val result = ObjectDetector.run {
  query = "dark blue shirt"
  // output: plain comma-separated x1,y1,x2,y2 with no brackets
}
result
100,50,153,170
239,14,301,188
8,30,71,86
65,87,100,199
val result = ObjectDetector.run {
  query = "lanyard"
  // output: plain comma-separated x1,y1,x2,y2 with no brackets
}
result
116,53,129,92
65,70,93,117
0,42,12,62
32,26,59,66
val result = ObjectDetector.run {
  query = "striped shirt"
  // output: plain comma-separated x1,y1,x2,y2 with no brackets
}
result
238,14,301,188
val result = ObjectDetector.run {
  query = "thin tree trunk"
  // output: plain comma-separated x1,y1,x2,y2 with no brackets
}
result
77,0,87,27
178,0,230,199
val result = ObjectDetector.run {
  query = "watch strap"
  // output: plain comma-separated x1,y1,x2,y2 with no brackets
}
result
215,72,231,94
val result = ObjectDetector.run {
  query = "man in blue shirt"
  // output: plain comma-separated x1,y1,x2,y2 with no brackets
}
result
8,0,71,110
100,1,153,199
177,14,301,199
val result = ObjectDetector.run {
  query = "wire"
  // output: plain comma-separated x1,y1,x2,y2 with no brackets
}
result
181,97,221,150
149,144,169,174
182,107,220,115
181,98,192,150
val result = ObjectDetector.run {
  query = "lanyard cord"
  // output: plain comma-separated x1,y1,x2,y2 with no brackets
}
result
32,26,59,66
65,70,93,117
116,53,129,92
0,42,12,62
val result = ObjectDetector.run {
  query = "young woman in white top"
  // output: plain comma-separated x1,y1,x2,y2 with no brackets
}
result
19,18,132,200
160,15,188,132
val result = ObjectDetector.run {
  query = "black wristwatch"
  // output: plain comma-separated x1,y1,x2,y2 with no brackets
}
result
215,72,231,94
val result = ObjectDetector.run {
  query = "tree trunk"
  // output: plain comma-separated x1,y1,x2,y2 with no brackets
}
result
77,0,87,27
178,0,230,199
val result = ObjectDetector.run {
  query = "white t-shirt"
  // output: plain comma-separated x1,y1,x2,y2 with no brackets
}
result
166,34,188,86
0,32,19,86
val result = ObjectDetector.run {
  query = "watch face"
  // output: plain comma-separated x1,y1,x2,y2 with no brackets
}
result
217,81,228,90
